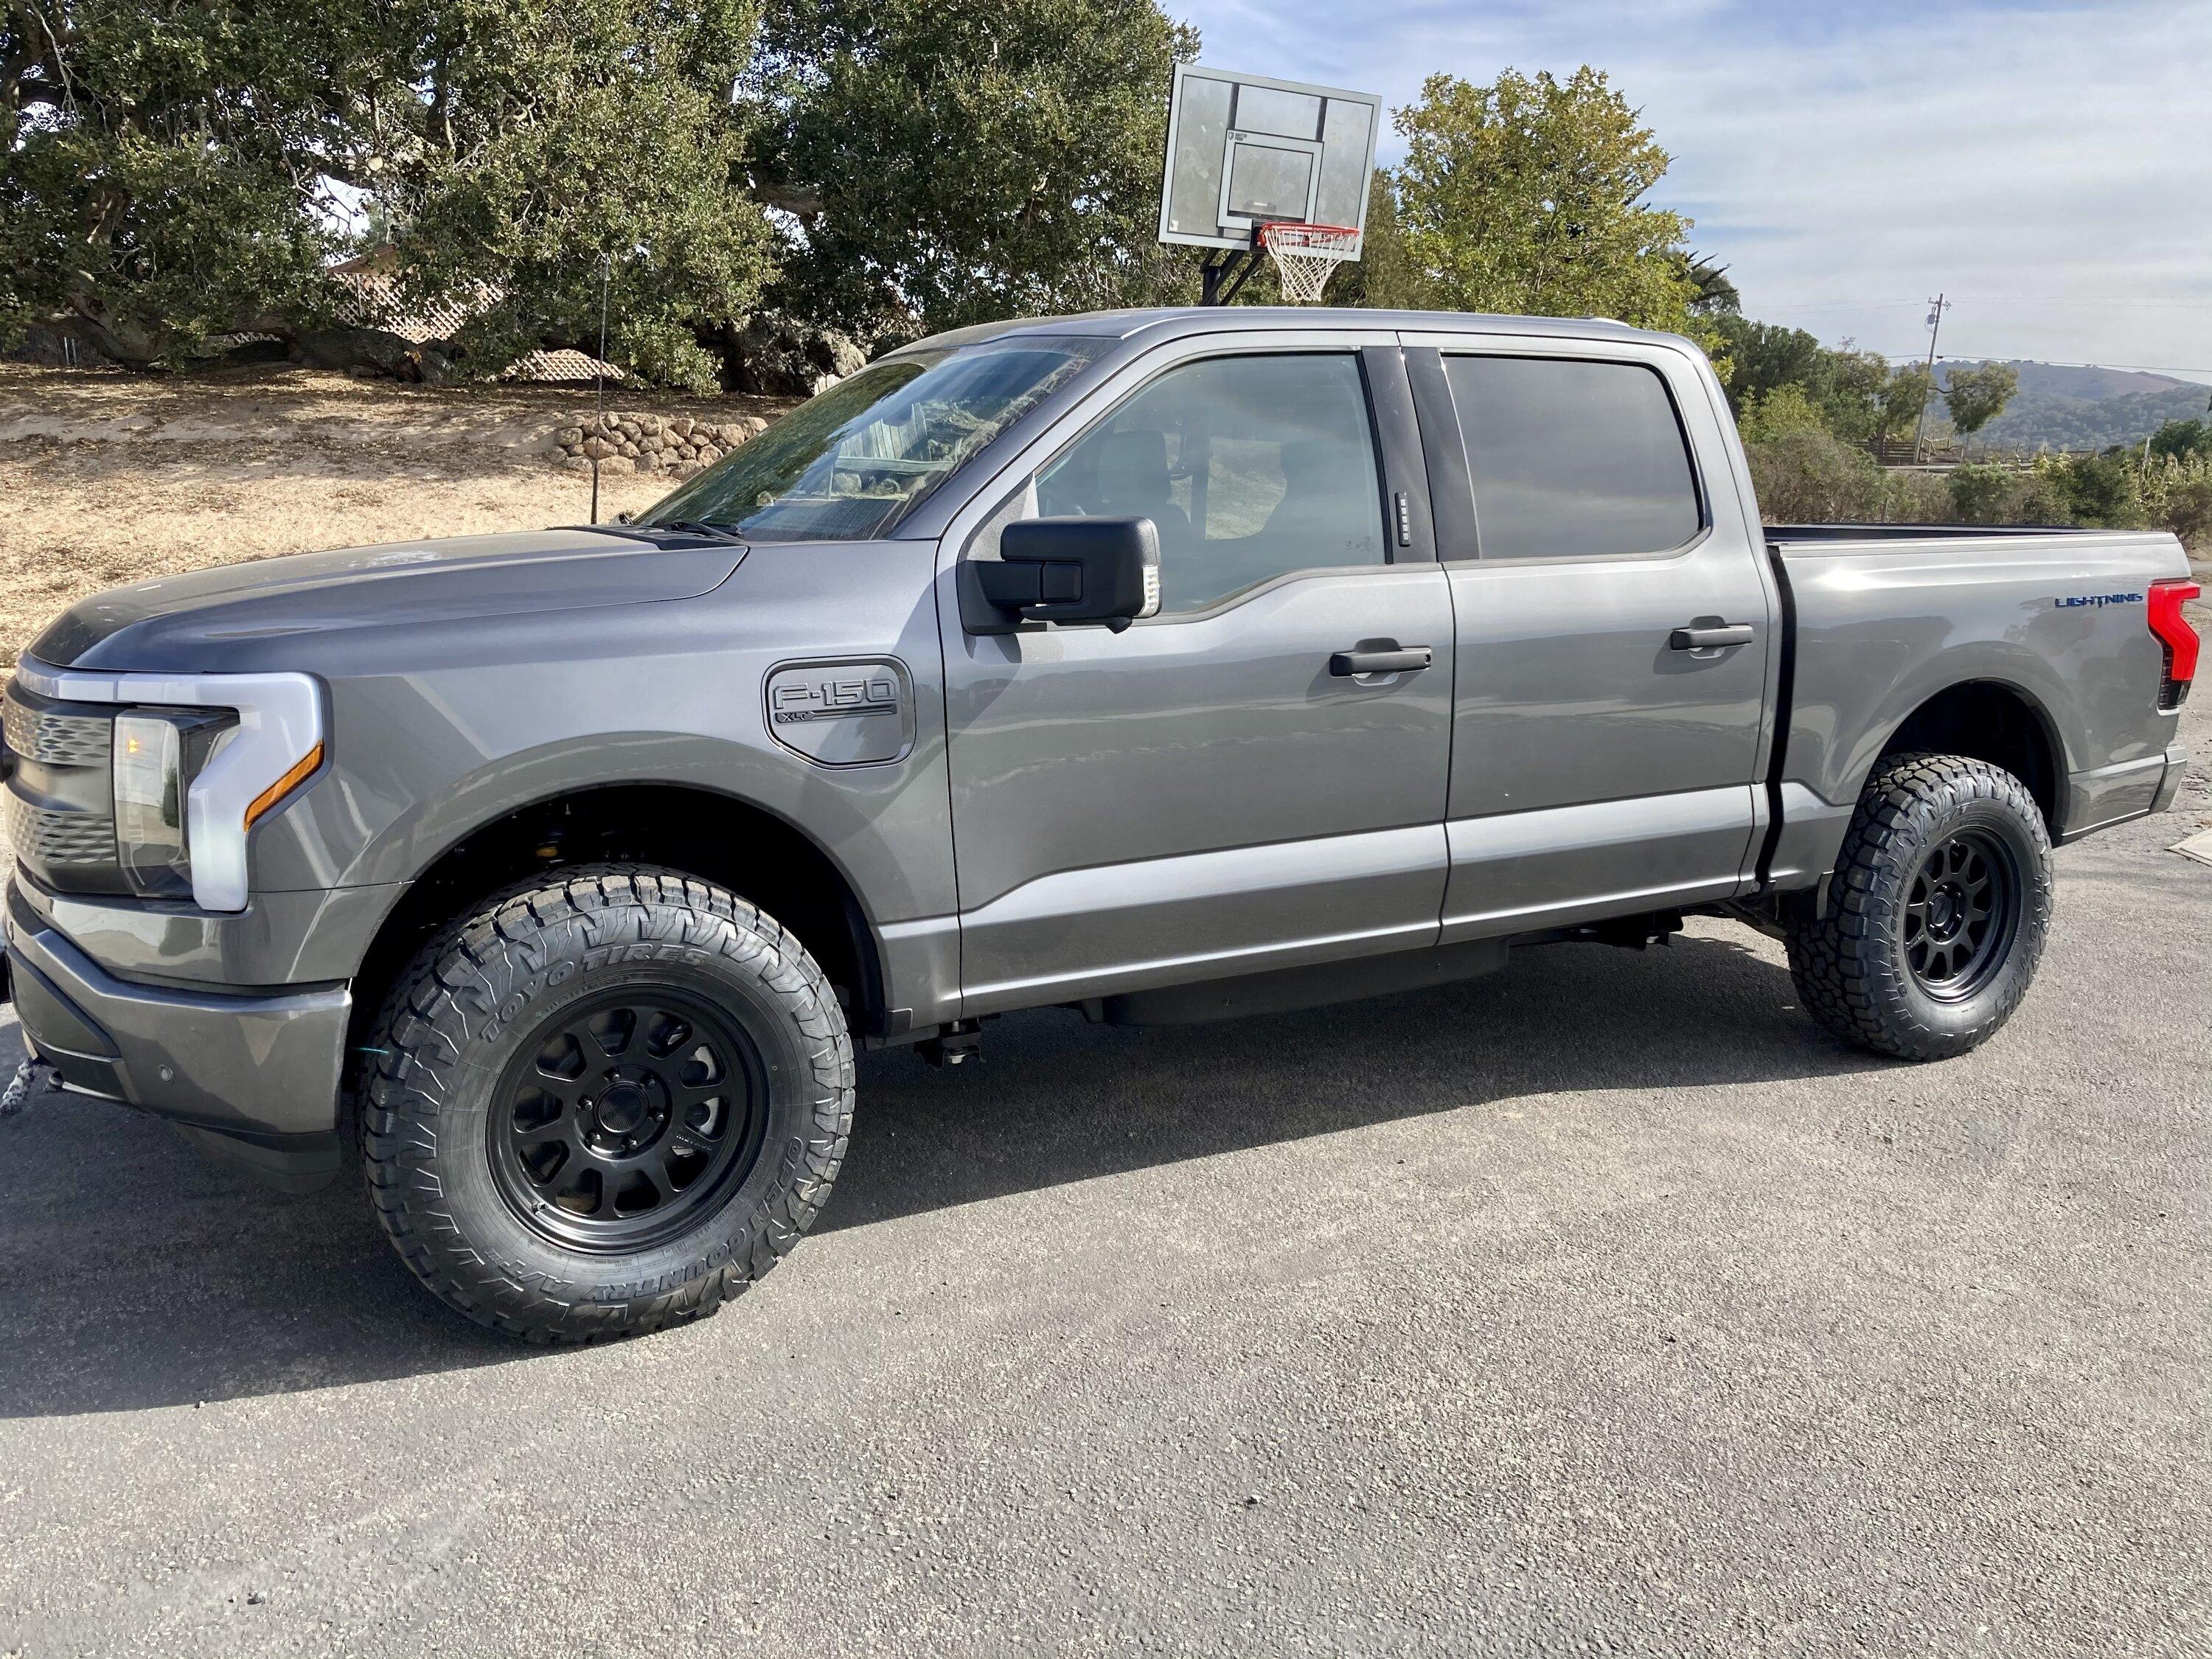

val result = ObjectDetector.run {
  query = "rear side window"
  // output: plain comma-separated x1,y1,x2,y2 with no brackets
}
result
1443,356,1701,560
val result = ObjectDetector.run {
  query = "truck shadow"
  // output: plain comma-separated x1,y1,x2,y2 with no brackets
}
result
0,933,1885,1418
818,933,1889,1234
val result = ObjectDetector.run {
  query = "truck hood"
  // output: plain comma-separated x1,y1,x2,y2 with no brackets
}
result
27,529,746,673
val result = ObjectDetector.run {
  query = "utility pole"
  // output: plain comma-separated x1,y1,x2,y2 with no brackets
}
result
1911,293,1948,465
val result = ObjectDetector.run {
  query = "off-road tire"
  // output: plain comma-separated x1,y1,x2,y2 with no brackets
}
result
1785,752,2053,1061
360,865,853,1343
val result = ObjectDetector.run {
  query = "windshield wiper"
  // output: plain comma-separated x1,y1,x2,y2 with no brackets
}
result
653,519,747,544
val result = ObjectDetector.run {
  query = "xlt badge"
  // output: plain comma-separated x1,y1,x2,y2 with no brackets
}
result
763,658,915,767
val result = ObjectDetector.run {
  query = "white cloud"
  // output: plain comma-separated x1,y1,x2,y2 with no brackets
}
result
1175,0,2212,381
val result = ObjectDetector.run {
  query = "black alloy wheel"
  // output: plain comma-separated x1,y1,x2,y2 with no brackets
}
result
487,986,770,1253
1900,827,2022,1003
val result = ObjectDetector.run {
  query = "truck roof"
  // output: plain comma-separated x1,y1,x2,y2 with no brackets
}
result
902,307,1680,355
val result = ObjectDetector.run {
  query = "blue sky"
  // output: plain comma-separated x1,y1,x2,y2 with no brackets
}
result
1175,0,2212,384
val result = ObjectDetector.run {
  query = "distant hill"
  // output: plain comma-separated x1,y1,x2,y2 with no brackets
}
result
1934,359,2212,451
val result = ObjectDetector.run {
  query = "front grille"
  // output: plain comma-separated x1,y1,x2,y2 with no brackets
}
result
2,690,112,766
2,788,117,868
3,678,122,892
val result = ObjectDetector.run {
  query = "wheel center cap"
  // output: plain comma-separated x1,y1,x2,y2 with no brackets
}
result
1928,886,1960,936
597,1082,649,1136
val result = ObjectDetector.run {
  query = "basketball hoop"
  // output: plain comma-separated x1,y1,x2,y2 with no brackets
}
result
1258,222,1360,305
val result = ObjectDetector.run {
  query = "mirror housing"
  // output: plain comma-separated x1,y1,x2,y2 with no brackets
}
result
964,516,1161,635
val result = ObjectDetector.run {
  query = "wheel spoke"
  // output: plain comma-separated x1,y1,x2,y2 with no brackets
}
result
667,1122,716,1158
515,1111,571,1150
588,1006,639,1057
675,1079,730,1111
644,1010,693,1059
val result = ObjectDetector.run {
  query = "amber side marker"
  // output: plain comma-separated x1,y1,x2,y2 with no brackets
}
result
244,742,324,830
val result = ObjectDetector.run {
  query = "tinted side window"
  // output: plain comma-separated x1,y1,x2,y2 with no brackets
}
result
1443,356,1701,560
1034,354,1385,614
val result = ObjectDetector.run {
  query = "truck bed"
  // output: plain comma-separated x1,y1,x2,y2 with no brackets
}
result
1763,525,2191,888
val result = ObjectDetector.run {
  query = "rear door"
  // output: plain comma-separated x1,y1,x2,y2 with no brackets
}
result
937,334,1456,1015
1400,333,1777,940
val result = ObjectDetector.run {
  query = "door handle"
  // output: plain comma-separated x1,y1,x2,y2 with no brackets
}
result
1669,624,1754,651
1330,646,1433,678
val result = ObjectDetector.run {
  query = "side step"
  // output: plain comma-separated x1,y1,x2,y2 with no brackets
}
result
1082,938,1510,1029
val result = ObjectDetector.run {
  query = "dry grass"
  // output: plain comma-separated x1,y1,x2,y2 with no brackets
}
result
0,364,794,666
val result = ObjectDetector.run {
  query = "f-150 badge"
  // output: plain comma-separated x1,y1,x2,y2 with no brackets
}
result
764,658,915,767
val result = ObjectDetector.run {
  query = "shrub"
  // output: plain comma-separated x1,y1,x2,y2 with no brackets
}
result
1737,384,1829,445
1947,465,2072,527
2135,453,2212,549
2044,450,2140,526
1743,428,1885,523
1879,469,1950,524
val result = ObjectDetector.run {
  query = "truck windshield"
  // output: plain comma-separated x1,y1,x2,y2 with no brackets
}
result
639,338,1105,542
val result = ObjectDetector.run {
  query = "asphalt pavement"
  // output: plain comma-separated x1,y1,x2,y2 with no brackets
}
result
2,695,2207,1657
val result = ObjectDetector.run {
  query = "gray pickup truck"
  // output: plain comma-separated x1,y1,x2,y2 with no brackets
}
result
3,307,2199,1341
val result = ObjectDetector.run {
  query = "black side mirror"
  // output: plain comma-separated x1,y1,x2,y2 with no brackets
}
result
963,517,1162,636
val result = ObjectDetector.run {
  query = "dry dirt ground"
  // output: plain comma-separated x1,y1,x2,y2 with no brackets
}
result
0,364,793,666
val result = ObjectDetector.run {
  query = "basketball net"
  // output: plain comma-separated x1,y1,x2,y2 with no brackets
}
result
1258,222,1360,305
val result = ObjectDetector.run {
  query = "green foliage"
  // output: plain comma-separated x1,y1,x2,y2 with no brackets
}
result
1945,463,2068,527
1,0,386,361
383,0,779,392
2046,448,2137,526
1329,173,1426,310
758,0,1197,336
1740,429,2212,549
1736,384,1829,445
1391,68,1700,333
7,0,1193,381
1877,363,1934,442
1710,316,1895,442
1686,257,1739,318
1939,361,2017,437
1741,428,1885,524
2149,418,2212,461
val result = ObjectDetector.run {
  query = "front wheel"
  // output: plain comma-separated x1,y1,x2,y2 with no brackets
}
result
360,866,853,1343
1785,753,2053,1061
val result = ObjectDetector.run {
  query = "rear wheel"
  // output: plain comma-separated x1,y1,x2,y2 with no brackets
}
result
360,866,852,1343
1785,753,2052,1060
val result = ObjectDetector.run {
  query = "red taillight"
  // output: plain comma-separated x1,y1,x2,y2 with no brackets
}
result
2149,577,2201,709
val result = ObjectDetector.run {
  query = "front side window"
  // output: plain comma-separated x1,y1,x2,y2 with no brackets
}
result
1444,355,1702,560
641,338,1105,543
1029,352,1387,615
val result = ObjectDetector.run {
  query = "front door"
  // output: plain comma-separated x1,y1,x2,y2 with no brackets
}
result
941,344,1456,1015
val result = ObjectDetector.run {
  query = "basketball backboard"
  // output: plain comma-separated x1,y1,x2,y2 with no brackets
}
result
1158,65,1382,254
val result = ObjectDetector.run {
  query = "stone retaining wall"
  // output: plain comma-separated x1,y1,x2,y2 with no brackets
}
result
551,410,772,478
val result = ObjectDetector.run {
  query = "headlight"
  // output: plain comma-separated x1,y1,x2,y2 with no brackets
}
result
113,710,236,898
13,660,324,913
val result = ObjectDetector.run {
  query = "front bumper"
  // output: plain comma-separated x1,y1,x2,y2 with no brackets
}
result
4,880,351,1191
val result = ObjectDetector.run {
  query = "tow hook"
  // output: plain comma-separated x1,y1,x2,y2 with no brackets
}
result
1,1055,59,1119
